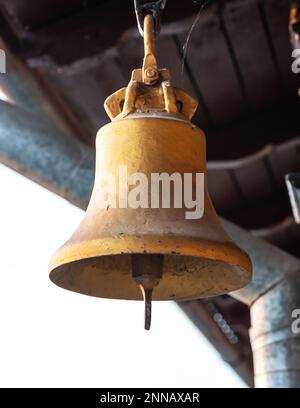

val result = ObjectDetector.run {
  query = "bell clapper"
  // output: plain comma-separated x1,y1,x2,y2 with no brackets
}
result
131,254,163,330
139,285,153,331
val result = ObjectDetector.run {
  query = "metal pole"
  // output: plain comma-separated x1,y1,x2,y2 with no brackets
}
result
0,100,94,209
224,219,300,388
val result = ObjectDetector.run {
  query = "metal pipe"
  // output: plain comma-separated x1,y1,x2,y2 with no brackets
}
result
0,100,94,209
0,39,94,209
250,279,300,387
223,219,300,388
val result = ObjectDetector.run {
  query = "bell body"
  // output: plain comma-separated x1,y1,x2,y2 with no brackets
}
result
50,112,252,300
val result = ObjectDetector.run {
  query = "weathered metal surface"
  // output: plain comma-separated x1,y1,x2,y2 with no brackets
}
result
49,24,251,305
250,278,300,388
0,38,95,208
49,114,252,300
225,219,300,388
0,100,94,208
224,219,300,305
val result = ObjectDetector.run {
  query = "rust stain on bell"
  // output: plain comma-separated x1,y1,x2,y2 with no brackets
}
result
49,15,252,330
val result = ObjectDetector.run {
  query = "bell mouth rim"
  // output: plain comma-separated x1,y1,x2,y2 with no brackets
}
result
49,234,252,273
49,234,252,301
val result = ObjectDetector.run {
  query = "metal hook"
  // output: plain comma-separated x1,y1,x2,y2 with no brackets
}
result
134,0,168,38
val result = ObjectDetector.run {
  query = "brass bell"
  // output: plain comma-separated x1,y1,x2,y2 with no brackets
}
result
49,15,252,329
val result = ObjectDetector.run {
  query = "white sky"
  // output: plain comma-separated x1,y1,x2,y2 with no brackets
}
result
0,163,245,388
